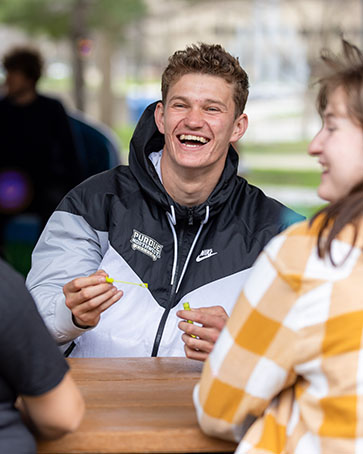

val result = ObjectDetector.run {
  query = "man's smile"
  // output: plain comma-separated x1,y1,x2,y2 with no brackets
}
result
177,134,210,147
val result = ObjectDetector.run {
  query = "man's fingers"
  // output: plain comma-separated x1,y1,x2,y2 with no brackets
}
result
77,283,117,307
66,282,116,310
64,273,108,295
184,344,208,362
182,333,212,361
72,290,123,326
179,321,220,344
97,291,123,313
63,269,122,329
182,333,214,353
177,307,228,330
72,287,122,315
178,306,229,361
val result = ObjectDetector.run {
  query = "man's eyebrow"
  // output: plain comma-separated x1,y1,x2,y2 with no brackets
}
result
168,95,187,102
205,98,228,108
168,95,227,109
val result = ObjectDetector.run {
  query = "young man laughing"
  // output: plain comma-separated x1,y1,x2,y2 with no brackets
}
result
26,43,303,360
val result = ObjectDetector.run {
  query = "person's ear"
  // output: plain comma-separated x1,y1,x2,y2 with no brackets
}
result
230,113,248,143
154,102,165,135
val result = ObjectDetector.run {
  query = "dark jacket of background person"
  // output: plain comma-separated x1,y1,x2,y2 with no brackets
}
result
0,93,82,226
0,258,73,453
26,102,304,358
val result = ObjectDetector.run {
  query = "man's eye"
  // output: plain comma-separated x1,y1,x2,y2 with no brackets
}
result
207,107,219,112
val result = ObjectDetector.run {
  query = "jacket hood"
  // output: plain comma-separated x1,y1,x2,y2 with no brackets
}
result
128,101,243,222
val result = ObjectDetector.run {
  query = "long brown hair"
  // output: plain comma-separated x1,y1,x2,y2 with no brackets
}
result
311,39,363,264
312,182,363,264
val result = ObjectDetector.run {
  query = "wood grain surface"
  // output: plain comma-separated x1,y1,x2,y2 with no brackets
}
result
37,357,237,454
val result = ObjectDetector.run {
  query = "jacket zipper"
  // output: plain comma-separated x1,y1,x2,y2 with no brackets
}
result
188,208,194,226
151,224,185,357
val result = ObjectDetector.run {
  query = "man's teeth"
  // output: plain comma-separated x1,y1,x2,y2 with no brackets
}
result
179,134,208,144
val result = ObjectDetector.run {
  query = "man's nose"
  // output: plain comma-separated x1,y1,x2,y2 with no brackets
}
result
184,107,204,128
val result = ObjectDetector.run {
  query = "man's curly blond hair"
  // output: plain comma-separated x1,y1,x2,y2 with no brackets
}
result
161,42,249,118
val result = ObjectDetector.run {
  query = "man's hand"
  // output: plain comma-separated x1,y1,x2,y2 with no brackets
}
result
176,305,228,361
63,269,123,329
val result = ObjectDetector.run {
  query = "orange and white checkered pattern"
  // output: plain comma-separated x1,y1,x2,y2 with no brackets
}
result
194,217,363,454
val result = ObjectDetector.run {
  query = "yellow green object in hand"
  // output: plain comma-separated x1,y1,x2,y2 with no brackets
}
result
106,276,148,288
183,302,196,338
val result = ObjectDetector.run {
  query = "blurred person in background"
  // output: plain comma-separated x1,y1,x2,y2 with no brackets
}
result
26,42,303,360
194,39,363,454
0,257,84,453
0,46,83,264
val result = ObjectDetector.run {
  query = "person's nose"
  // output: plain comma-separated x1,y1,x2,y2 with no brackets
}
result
308,129,323,156
184,106,204,129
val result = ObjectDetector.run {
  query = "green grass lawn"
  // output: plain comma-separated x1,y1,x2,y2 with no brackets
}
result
114,125,135,162
245,169,320,188
242,140,310,155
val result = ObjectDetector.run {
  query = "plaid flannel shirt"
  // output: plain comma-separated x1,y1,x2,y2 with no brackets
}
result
194,217,363,454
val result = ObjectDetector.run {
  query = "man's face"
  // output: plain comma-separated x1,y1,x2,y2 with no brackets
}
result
154,73,247,175
5,70,34,99
308,86,363,202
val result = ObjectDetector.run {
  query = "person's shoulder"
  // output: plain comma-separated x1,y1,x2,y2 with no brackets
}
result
36,93,65,111
0,258,23,284
56,165,135,231
261,218,317,290
0,259,33,314
37,93,61,103
263,218,319,259
276,218,312,238
76,165,132,191
59,165,134,211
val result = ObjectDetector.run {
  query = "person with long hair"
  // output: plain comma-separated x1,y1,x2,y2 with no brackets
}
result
193,39,363,454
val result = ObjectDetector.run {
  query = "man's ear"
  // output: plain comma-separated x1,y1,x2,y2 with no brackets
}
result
154,102,165,135
230,113,248,143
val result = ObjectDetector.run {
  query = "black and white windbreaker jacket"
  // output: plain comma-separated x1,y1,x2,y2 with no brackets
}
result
26,103,304,357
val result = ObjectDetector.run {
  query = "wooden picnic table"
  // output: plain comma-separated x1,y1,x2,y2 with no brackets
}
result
37,357,237,454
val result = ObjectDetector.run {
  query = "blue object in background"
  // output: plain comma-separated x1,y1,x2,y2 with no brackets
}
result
126,96,159,124
68,110,122,179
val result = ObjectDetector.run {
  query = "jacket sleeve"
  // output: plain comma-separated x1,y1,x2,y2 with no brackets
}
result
193,233,299,442
26,210,108,345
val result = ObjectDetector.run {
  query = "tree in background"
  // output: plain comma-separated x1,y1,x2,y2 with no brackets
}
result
0,0,147,125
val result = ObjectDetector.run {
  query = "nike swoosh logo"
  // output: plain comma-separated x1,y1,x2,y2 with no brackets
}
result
196,252,218,262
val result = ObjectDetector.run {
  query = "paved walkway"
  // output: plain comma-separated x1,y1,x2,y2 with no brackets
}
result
243,153,320,171
261,185,324,207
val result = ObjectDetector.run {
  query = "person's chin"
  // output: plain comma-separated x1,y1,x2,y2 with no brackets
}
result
317,185,334,203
